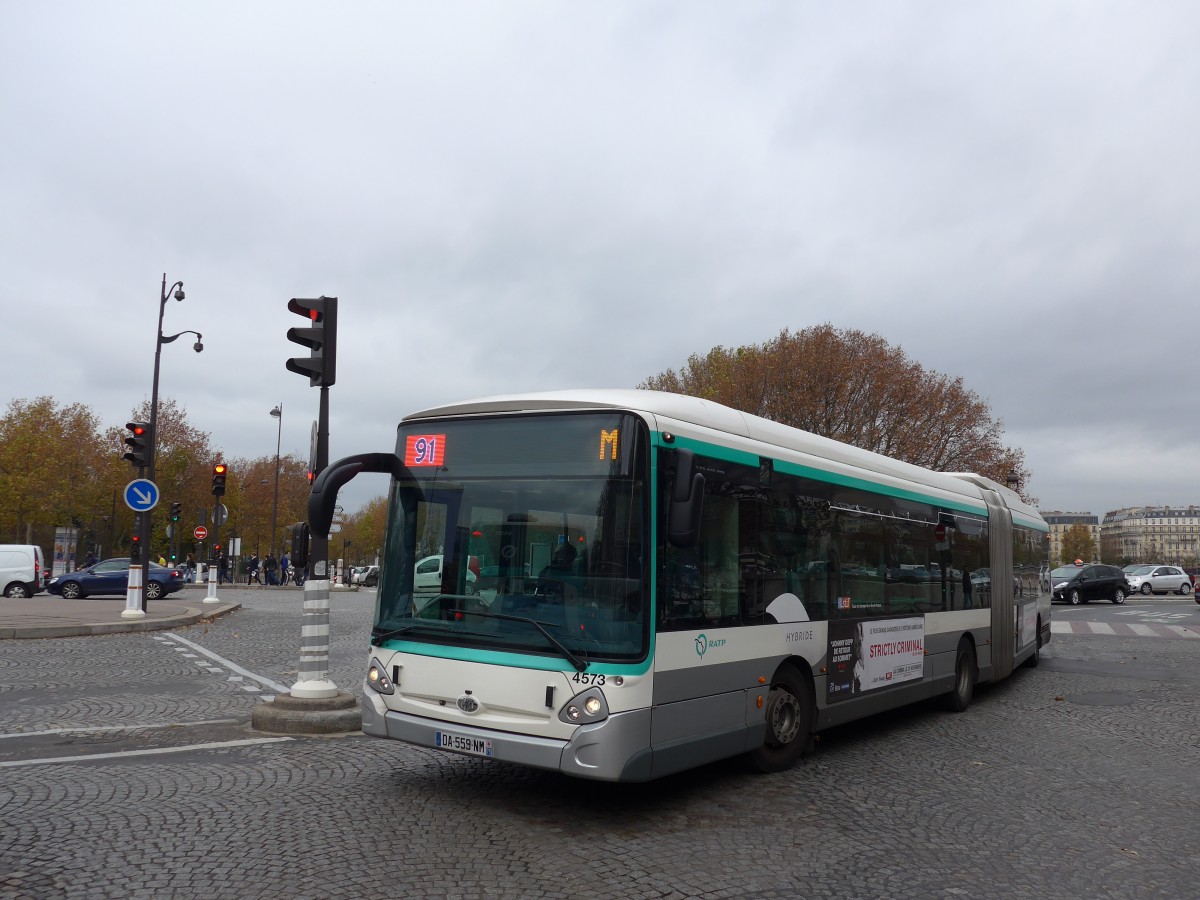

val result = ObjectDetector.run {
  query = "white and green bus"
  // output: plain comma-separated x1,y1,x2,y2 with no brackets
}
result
311,390,1051,782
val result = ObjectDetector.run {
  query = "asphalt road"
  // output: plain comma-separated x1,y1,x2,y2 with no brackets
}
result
1,591,1198,899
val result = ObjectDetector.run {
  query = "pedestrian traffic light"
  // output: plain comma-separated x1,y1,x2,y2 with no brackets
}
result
212,464,227,496
286,296,338,388
123,421,152,469
290,522,310,568
170,501,181,522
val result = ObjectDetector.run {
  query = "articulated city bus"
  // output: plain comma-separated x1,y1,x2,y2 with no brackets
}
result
310,390,1051,782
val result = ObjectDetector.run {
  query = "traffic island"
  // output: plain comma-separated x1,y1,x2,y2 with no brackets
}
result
251,691,361,735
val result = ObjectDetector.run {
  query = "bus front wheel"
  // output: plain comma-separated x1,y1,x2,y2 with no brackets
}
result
747,665,813,773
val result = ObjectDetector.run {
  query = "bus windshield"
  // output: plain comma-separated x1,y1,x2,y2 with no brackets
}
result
373,411,650,665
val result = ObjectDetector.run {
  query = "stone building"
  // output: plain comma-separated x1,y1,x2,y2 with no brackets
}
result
1040,511,1100,565
1099,506,1200,567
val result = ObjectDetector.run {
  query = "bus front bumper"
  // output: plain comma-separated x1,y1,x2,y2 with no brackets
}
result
361,690,654,782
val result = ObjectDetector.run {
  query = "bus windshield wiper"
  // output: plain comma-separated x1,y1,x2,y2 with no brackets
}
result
449,607,588,673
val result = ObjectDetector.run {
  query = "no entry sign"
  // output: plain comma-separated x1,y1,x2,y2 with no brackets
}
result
194,525,209,541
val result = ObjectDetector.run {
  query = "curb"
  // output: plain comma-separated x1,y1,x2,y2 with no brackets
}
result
0,602,242,640
251,690,362,735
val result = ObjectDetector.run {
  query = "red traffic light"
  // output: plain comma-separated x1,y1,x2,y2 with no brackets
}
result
130,424,146,436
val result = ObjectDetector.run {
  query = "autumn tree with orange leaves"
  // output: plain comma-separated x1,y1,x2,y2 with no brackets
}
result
640,324,1033,502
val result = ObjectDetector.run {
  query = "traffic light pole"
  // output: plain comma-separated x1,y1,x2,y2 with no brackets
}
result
291,384,339,699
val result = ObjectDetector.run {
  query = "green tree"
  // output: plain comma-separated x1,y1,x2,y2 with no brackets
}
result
639,324,1034,501
0,396,114,548
1060,523,1096,565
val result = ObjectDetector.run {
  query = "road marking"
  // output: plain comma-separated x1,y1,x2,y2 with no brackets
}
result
1052,620,1199,638
0,737,293,768
1167,625,1200,638
160,632,290,693
0,719,241,740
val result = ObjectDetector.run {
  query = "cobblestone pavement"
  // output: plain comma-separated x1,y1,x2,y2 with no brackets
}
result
1,590,1198,899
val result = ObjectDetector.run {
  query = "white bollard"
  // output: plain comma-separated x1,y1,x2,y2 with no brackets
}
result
121,563,146,619
203,560,221,604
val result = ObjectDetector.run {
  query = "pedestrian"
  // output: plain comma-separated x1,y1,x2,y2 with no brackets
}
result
280,552,290,586
84,550,97,567
158,554,166,566
264,553,279,586
248,553,261,585
218,551,230,586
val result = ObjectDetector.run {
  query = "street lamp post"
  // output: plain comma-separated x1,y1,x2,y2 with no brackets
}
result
136,274,203,613
270,404,282,563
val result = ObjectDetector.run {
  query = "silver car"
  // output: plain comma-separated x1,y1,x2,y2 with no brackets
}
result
1124,564,1192,596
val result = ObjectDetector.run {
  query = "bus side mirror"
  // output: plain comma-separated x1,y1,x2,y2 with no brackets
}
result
309,452,406,538
668,449,704,548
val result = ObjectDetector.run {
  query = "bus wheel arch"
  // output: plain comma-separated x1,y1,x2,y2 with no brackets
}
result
942,636,977,712
747,661,815,774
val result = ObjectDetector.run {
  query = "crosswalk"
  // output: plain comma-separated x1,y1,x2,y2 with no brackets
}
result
1051,620,1200,639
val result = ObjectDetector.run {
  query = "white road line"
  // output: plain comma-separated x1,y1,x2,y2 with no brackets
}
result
0,737,293,768
1090,622,1115,634
1166,625,1200,638
0,719,241,740
1128,624,1158,636
161,633,290,693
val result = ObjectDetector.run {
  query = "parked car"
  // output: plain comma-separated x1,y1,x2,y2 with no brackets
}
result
349,566,367,585
361,565,379,587
1050,563,1129,605
0,544,47,597
1124,564,1192,596
46,558,185,600
413,555,476,595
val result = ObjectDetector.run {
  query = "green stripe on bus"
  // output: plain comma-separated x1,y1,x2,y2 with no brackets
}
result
658,433,989,516
377,640,653,675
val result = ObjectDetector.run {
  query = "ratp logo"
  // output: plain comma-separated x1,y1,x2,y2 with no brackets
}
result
694,634,726,658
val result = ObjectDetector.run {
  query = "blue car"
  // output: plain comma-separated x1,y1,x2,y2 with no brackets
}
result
46,558,185,600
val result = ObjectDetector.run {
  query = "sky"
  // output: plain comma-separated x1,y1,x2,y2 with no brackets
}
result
3,2,1199,521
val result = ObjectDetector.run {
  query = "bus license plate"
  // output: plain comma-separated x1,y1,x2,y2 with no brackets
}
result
435,730,494,758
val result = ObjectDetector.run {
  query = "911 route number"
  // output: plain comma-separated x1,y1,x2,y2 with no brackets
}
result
572,672,605,686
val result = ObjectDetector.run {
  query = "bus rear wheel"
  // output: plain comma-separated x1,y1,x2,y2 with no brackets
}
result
942,640,976,712
747,665,813,773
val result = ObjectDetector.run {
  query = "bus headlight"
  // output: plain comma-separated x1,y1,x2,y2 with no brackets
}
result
558,686,609,725
366,657,394,695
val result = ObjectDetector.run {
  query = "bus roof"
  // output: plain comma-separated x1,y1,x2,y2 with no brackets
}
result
404,389,1045,530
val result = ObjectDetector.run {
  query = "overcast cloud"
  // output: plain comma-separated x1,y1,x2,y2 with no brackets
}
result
3,2,1198,519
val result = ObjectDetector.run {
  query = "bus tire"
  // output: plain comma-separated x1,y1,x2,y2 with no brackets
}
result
942,640,976,712
747,664,813,774
1023,624,1041,668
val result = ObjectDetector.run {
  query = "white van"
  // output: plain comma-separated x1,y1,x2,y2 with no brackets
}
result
0,544,47,597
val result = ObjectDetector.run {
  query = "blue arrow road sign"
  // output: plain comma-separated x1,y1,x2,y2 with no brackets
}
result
124,478,160,512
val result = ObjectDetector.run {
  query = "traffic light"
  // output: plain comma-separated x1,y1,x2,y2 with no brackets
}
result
130,532,141,561
170,501,181,522
286,296,338,387
212,464,227,496
123,421,152,469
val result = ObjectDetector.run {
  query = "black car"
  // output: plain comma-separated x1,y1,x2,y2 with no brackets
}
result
1050,564,1128,605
